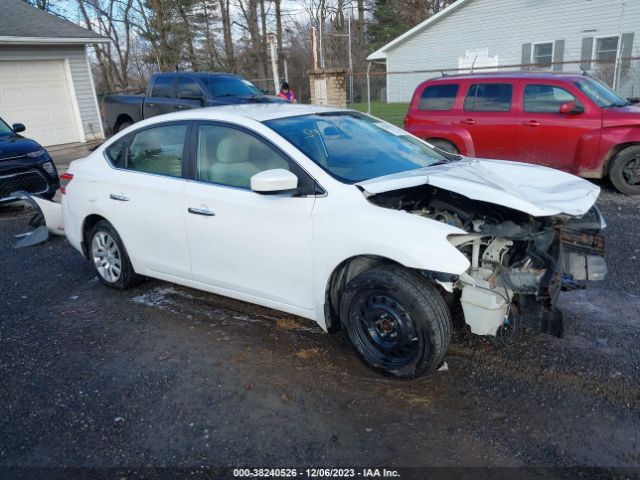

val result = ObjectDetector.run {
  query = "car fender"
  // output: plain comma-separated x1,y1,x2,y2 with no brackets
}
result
407,124,474,156
311,195,470,328
596,125,640,176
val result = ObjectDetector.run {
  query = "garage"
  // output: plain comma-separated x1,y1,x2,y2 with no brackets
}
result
0,60,82,146
0,0,108,147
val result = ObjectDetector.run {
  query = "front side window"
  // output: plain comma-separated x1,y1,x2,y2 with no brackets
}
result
151,76,176,98
126,124,187,177
464,83,513,112
524,85,579,113
419,84,459,111
203,76,262,98
533,42,553,68
196,124,292,189
265,113,447,183
595,36,618,63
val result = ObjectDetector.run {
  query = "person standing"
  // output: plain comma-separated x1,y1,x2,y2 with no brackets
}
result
277,82,297,103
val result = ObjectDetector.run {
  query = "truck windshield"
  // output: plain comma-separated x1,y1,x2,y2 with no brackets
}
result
575,78,627,108
264,112,448,183
204,77,263,97
0,118,13,137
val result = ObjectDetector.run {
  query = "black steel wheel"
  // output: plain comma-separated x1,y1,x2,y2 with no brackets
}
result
340,265,451,378
610,146,640,195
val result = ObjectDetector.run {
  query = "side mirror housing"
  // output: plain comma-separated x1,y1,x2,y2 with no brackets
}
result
250,169,298,194
12,123,26,133
559,101,584,115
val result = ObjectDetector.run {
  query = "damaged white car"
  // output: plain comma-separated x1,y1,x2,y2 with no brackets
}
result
19,104,607,378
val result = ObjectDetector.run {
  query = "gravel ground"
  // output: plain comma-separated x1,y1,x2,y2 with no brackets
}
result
0,181,638,479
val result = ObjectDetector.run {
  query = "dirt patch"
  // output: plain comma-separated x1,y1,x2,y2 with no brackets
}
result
295,347,322,359
276,318,305,330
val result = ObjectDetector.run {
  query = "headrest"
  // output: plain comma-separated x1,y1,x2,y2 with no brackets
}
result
216,135,251,164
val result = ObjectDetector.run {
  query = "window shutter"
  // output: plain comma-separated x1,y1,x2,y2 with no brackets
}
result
521,43,532,70
580,37,594,70
553,40,565,71
620,32,635,71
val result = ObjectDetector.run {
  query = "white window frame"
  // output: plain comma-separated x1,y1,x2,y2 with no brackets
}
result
593,34,620,64
531,41,554,69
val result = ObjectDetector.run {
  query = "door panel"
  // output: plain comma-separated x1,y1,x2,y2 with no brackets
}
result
184,123,315,309
143,76,177,119
459,82,517,159
515,83,601,172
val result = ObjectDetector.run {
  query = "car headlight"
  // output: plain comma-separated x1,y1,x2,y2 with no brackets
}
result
26,148,46,158
42,161,56,176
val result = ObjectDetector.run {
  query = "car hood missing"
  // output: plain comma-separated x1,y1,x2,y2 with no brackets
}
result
356,158,600,217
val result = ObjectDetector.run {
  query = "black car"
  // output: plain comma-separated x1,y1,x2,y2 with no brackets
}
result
0,118,59,204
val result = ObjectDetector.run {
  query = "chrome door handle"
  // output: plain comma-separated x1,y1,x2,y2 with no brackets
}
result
175,105,187,110
188,207,215,216
109,194,129,202
461,118,477,125
523,120,541,127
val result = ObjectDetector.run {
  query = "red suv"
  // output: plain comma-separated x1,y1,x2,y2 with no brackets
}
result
404,73,640,195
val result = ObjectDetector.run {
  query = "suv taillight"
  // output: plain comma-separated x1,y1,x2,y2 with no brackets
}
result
60,173,74,194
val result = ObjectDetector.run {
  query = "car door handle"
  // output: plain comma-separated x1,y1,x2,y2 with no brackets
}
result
146,103,156,108
188,207,215,217
109,194,129,202
175,105,188,110
461,118,476,125
523,120,541,127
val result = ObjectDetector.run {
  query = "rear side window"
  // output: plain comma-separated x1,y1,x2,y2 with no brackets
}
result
524,84,579,113
464,83,513,112
151,76,175,98
105,136,128,168
419,84,459,110
126,124,187,178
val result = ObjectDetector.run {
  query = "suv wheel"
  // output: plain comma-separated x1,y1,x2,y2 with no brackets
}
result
340,265,451,378
89,220,142,289
427,139,459,154
609,146,640,195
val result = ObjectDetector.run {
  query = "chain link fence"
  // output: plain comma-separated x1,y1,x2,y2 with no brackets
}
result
347,57,640,120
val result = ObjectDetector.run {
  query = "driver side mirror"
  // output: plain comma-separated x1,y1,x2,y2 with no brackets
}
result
559,101,584,115
250,169,298,194
12,123,26,133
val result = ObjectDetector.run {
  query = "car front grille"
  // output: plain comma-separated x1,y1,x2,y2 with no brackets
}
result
0,170,49,199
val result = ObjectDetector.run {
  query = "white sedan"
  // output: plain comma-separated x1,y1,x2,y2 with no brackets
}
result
29,104,607,378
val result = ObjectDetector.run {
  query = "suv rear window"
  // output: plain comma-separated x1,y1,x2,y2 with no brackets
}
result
464,83,513,112
419,84,459,110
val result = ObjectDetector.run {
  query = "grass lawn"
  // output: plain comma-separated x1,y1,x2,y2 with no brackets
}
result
350,102,409,127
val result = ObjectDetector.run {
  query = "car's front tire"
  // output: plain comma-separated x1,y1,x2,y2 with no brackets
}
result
340,265,451,378
89,220,142,289
609,146,640,195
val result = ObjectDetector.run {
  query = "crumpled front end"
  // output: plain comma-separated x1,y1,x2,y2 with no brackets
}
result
367,183,607,338
447,206,606,337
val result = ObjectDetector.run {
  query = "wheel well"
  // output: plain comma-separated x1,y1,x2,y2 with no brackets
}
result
324,255,403,333
115,114,134,131
424,138,459,152
603,142,640,175
81,214,107,259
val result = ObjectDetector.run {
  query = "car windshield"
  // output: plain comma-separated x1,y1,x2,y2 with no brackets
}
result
0,118,13,137
575,78,627,108
203,76,263,97
264,113,448,183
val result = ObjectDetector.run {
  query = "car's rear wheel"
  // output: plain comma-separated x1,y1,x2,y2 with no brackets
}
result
426,139,459,154
115,118,133,133
340,265,451,378
89,220,142,289
609,146,640,195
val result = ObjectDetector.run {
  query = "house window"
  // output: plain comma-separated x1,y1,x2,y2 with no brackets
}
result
533,42,553,67
595,36,619,63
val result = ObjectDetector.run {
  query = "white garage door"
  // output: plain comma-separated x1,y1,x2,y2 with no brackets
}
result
0,60,82,146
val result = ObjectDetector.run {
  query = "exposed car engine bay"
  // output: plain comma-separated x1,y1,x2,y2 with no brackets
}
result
368,185,607,338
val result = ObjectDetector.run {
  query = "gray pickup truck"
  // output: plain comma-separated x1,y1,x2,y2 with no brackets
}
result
103,72,284,133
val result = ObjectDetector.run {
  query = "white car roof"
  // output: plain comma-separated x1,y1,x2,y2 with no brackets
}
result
184,103,349,122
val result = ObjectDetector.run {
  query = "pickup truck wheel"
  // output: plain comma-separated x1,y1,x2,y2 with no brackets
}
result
340,265,451,378
89,220,142,290
426,139,459,154
609,146,640,195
